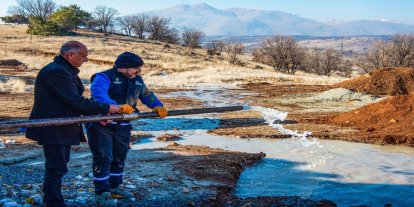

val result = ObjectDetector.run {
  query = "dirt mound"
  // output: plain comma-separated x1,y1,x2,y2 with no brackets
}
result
302,88,381,103
329,94,414,147
334,67,414,96
0,59,27,70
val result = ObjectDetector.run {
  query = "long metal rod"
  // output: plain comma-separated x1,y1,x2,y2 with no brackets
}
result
0,106,244,130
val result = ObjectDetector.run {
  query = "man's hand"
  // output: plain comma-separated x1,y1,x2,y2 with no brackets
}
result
119,104,134,114
109,104,120,113
153,106,168,118
99,120,112,126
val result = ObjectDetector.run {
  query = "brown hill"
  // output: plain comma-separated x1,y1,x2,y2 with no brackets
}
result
329,94,414,147
334,67,414,96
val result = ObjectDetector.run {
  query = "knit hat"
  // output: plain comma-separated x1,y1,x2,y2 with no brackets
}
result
115,52,144,69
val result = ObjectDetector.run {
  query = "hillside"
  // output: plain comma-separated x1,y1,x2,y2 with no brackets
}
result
0,24,343,89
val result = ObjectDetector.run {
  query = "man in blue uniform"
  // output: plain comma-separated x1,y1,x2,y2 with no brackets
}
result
87,52,168,206
26,41,124,207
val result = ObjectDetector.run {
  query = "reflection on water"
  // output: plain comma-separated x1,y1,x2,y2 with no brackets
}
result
131,128,414,207
237,157,414,207
131,89,414,207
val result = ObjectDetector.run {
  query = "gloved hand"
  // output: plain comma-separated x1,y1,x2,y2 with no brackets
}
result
119,104,134,114
153,106,168,118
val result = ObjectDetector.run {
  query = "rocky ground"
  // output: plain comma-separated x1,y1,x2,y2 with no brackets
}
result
0,143,336,207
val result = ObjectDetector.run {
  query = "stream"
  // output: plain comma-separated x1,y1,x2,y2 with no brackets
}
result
130,85,414,207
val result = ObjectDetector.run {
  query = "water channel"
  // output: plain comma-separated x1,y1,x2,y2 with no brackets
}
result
130,85,414,207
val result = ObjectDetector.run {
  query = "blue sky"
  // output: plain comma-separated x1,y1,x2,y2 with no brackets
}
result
1,0,413,23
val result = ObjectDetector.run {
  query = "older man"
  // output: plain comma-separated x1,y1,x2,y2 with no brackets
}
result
26,41,130,207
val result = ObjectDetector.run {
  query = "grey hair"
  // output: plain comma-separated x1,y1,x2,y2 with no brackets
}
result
60,41,86,55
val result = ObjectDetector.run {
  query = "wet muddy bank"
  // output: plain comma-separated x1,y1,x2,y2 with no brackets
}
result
0,144,336,206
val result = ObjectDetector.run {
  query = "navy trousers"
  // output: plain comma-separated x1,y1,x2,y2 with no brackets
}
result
86,123,131,195
43,144,71,207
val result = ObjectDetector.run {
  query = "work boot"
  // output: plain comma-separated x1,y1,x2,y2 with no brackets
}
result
110,187,134,199
95,192,116,207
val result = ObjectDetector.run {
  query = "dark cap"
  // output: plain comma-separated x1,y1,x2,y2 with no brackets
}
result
115,52,144,69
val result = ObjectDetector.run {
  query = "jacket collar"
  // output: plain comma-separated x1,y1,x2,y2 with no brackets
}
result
54,55,80,75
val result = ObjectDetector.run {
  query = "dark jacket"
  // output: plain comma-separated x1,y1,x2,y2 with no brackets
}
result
26,55,110,145
90,68,163,112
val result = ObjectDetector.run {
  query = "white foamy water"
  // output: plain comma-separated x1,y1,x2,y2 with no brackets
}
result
130,88,414,207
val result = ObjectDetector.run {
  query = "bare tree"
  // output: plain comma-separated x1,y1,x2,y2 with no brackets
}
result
147,16,170,40
131,14,148,39
93,6,118,35
116,15,134,36
182,28,204,48
224,40,245,64
304,49,322,74
146,15,179,43
305,48,351,76
205,40,225,55
8,0,56,21
320,49,341,76
253,35,304,74
356,34,414,73
356,41,394,73
339,59,353,77
287,40,306,74
391,34,414,67
163,27,180,44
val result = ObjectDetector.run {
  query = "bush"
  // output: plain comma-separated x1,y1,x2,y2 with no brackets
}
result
27,17,65,35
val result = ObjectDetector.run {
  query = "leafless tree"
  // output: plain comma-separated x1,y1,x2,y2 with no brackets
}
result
116,15,134,36
254,35,305,74
304,49,322,74
93,6,118,35
147,16,170,40
223,40,245,64
356,41,394,72
320,49,341,76
391,33,414,67
146,15,179,43
131,14,148,39
356,34,414,73
339,59,353,77
205,40,225,55
8,0,56,21
163,27,180,44
182,28,204,48
305,48,351,76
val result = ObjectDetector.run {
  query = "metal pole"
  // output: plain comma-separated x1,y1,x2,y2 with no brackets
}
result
0,106,244,130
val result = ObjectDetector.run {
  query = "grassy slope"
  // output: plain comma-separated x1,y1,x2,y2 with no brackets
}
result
0,25,345,89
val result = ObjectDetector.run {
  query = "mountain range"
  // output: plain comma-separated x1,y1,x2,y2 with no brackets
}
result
141,3,414,36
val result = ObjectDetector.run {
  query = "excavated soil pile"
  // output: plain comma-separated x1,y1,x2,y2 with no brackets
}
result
334,67,414,96
329,94,414,147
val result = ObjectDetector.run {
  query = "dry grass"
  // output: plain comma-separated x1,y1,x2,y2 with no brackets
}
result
0,24,347,89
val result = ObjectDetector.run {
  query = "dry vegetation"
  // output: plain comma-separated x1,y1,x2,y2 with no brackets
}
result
0,25,346,89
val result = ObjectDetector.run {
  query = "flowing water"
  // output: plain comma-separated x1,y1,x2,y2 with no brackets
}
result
130,85,414,207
